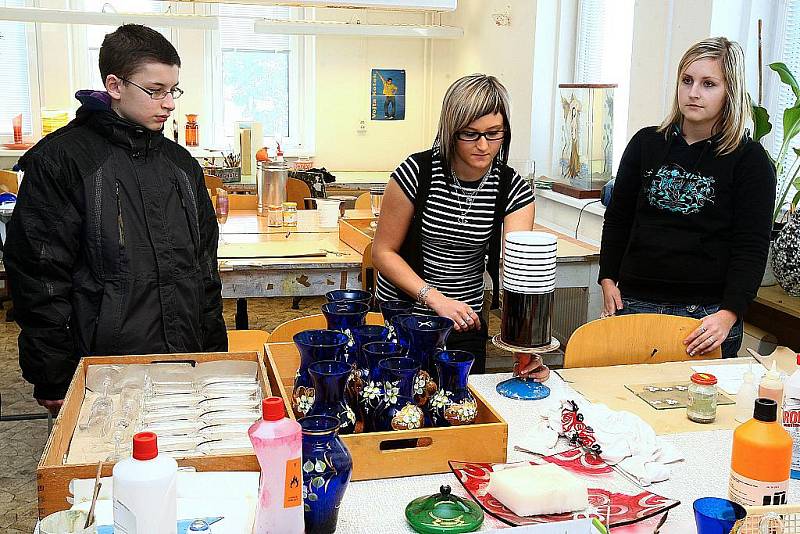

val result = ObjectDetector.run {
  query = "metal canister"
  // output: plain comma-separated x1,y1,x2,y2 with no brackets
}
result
257,161,288,216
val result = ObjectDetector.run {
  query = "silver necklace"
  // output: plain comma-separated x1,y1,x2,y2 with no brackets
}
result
451,168,491,224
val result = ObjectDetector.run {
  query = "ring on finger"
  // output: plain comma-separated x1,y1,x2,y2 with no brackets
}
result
700,326,707,334
708,335,715,343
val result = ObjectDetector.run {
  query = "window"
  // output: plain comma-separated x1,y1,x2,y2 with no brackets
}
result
0,0,37,140
74,0,169,89
214,5,304,149
574,0,635,172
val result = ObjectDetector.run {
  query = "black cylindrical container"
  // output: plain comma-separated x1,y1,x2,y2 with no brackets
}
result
500,290,554,348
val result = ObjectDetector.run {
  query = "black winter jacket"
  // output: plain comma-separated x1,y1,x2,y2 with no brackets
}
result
5,90,227,400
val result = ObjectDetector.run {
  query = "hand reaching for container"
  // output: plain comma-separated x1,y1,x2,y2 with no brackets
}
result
599,278,622,317
513,354,550,382
425,289,481,332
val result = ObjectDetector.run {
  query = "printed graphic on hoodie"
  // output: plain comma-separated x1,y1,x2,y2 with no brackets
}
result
645,163,715,214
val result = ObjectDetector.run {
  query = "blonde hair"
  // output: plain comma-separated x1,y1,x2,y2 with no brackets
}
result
658,37,750,156
435,74,512,169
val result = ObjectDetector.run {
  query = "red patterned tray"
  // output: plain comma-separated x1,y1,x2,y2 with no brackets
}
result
449,448,679,528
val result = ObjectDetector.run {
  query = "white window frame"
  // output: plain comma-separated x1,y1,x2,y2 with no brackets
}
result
0,11,42,142
210,6,314,156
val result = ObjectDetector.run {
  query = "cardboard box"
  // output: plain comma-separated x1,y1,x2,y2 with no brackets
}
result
37,352,268,518
265,342,509,481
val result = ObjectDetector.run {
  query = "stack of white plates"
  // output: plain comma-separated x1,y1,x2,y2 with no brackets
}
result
502,231,557,294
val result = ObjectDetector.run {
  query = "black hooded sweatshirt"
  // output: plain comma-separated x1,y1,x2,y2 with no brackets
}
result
5,90,227,400
599,125,776,318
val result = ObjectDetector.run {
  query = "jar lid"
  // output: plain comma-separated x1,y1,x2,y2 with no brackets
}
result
691,372,717,385
405,485,484,533
268,204,282,210
282,202,297,208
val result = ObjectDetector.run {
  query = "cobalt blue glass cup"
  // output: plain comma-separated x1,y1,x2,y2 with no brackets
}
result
693,497,746,534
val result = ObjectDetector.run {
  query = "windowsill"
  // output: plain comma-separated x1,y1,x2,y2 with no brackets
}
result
0,148,28,157
536,189,606,216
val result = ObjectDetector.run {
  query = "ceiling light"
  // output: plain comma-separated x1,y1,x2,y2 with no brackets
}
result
0,6,218,30
253,18,462,38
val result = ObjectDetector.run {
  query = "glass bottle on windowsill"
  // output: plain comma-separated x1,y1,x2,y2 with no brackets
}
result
185,114,199,147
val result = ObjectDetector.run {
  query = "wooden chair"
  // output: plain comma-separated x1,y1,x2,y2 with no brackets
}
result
204,174,224,193
267,312,385,343
228,194,257,210
0,170,19,194
563,313,721,368
227,329,270,356
355,192,371,210
361,241,376,294
287,177,312,210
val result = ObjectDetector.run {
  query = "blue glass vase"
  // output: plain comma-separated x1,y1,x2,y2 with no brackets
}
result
358,341,403,432
321,301,369,361
389,313,415,353
326,289,372,306
379,300,415,326
430,350,478,427
401,315,454,376
375,357,425,431
350,324,389,373
308,360,357,435
299,415,353,534
292,329,349,418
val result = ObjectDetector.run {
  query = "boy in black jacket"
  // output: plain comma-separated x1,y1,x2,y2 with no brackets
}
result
6,25,227,415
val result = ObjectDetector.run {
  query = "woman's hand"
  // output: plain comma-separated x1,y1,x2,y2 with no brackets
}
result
513,353,550,382
684,309,737,356
426,289,481,333
600,278,623,317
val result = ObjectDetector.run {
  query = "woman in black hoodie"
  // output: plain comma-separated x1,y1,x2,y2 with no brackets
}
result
599,37,776,358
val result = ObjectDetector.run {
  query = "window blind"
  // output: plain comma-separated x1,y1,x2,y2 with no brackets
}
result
772,0,800,157
0,0,33,136
574,0,606,83
220,5,290,52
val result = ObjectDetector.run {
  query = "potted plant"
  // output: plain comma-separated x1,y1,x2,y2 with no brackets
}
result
752,62,800,291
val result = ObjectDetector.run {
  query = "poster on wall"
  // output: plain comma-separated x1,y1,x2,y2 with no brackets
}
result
371,69,406,121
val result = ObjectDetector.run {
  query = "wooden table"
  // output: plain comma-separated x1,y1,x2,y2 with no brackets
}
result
221,209,340,234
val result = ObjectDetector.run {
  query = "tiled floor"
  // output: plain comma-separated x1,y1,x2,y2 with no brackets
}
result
0,296,511,531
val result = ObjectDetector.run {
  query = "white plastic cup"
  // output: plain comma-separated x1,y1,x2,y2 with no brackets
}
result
40,510,95,534
316,198,341,228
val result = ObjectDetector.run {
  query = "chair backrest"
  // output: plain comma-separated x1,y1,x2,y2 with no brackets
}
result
268,311,385,342
227,329,270,355
287,177,312,209
361,241,376,294
204,174,224,192
563,313,721,368
355,192,371,210
0,170,19,194
228,193,257,210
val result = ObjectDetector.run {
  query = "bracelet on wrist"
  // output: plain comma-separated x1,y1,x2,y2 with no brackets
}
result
417,284,434,307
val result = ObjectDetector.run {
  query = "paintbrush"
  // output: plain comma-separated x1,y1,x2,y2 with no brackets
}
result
84,460,103,528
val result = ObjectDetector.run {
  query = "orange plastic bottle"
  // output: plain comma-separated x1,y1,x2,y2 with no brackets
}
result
729,398,792,506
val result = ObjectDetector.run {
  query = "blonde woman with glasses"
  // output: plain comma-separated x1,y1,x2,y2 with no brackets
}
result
599,37,776,358
372,74,547,379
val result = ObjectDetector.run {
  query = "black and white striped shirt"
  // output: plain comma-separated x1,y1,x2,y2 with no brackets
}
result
376,149,534,314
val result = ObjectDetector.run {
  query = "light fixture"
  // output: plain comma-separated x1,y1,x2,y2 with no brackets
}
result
253,18,462,39
0,6,219,30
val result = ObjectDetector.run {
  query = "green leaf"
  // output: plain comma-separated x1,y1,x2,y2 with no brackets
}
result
303,460,315,473
314,459,326,473
751,103,772,142
770,62,800,101
783,102,800,146
791,189,800,209
311,476,325,488
308,492,318,501
304,504,311,511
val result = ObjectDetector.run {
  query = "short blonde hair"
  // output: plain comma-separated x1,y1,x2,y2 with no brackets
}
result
658,37,750,156
435,74,512,169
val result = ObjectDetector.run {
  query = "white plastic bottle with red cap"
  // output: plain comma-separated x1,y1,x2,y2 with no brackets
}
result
248,396,304,534
782,353,800,479
113,431,178,534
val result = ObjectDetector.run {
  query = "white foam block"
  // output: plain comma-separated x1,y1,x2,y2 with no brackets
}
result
486,463,589,516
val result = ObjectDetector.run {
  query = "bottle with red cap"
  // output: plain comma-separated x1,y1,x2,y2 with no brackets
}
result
113,431,178,534
248,396,304,534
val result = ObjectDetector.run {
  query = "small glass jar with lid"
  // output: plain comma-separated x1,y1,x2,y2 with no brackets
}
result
282,202,298,227
267,205,283,227
687,372,718,423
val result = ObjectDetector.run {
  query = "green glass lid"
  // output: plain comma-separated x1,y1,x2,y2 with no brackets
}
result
405,485,484,534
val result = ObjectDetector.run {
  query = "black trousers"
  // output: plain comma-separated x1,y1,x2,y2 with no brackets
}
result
445,317,489,374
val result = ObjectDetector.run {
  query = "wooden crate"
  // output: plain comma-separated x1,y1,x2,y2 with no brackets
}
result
37,351,268,518
338,217,375,255
265,342,508,481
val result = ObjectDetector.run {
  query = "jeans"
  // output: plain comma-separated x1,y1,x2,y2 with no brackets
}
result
616,298,743,358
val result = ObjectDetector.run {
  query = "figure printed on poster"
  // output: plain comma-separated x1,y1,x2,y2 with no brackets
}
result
371,69,406,121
